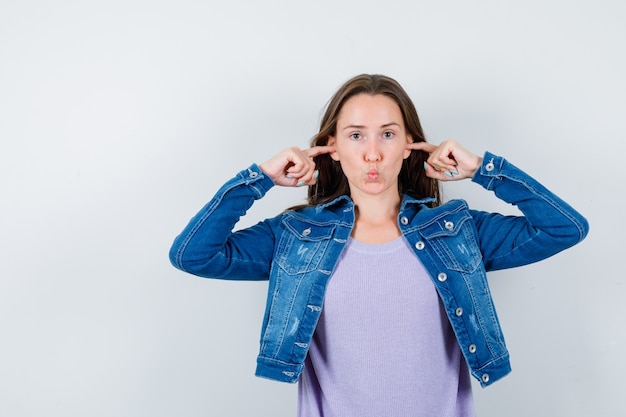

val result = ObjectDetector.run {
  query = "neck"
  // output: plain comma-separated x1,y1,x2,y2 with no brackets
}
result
350,191,403,244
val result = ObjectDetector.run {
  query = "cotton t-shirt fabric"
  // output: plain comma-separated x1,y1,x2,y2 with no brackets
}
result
298,237,476,417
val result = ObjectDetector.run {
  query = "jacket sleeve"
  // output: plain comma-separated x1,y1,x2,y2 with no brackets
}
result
470,152,589,271
169,164,278,280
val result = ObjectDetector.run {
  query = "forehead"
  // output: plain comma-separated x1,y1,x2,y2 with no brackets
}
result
337,94,404,127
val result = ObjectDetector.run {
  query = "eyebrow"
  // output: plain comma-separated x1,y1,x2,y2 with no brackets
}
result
342,122,401,131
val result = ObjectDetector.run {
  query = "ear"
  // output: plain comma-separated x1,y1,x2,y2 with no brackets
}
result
403,134,413,160
327,136,340,161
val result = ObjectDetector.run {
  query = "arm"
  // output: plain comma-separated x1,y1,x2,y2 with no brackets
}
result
470,152,589,271
409,139,589,271
169,145,335,280
169,164,277,280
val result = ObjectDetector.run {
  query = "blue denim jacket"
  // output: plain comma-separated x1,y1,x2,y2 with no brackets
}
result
169,152,588,387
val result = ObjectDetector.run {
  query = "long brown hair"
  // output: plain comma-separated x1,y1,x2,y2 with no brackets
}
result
308,74,440,208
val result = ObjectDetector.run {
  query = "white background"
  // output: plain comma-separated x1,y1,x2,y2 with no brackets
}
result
1,1,624,416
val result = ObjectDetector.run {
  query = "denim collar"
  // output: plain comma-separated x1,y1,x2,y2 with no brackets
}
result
315,193,436,212
400,194,437,209
316,195,352,210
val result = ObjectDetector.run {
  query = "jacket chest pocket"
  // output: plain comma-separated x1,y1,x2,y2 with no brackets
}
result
418,210,482,273
274,217,336,275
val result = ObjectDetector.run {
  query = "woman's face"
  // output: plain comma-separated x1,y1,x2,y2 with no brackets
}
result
328,93,412,199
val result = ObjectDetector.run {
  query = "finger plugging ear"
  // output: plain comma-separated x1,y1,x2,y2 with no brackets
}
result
283,150,319,187
288,144,336,187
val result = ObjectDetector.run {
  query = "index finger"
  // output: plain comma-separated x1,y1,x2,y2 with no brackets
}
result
305,145,336,157
406,142,437,153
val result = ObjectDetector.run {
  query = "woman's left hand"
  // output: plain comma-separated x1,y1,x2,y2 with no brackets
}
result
407,139,482,181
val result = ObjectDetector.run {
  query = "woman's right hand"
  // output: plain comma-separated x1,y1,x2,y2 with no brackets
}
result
259,145,335,187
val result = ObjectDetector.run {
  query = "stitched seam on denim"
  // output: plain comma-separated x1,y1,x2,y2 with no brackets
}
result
257,356,302,367
172,186,234,271
408,202,468,235
419,249,490,373
427,233,480,273
213,251,269,275
473,350,510,371
462,270,504,358
285,210,352,228
416,239,503,370
490,172,587,242
487,176,587,263
261,271,303,358
172,171,267,271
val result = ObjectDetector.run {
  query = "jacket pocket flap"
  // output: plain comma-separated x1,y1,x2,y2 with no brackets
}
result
417,210,472,239
282,216,335,241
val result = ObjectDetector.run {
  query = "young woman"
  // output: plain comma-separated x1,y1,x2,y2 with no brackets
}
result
169,74,589,416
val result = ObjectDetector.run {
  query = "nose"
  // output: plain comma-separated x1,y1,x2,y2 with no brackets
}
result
365,140,381,162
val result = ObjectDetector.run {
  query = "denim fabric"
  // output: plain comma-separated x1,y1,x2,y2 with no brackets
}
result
169,152,589,387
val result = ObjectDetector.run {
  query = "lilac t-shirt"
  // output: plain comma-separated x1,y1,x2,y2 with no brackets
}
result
298,237,475,417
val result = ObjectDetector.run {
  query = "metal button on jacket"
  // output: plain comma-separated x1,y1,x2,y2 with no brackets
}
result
400,216,409,225
415,241,425,250
437,272,447,282
444,220,454,230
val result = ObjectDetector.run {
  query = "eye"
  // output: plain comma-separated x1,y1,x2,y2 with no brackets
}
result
382,131,395,139
349,132,362,141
